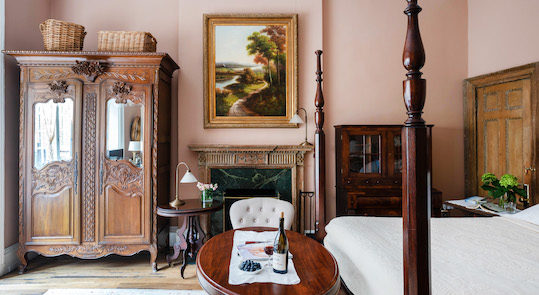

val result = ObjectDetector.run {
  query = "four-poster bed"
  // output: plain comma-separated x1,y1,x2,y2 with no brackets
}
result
315,1,539,295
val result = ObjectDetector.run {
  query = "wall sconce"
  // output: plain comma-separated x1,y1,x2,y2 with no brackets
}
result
170,162,198,208
289,107,312,146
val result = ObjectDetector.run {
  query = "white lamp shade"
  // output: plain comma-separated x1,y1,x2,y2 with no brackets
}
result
289,113,304,124
180,170,198,183
128,141,142,152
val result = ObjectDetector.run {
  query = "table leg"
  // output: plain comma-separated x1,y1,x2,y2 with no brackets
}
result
180,215,207,279
167,216,188,266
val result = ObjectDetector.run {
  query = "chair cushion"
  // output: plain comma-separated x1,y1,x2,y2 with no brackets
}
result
229,198,295,230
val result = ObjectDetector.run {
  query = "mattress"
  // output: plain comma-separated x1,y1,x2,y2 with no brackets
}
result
324,216,539,295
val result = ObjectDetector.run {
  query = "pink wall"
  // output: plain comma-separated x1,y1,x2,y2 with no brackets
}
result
323,0,468,216
177,0,323,199
468,0,539,77
4,0,470,239
4,0,51,247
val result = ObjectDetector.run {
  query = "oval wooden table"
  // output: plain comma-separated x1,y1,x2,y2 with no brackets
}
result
196,227,340,295
157,200,223,278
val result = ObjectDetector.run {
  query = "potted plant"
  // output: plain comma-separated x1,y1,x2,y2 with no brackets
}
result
480,173,526,212
197,182,218,205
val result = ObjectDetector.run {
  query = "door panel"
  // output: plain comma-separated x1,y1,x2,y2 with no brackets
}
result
476,79,532,204
26,81,82,244
98,80,151,244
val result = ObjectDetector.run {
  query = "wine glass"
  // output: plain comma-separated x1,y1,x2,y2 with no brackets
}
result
264,245,274,268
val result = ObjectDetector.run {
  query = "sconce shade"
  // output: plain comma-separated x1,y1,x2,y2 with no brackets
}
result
289,113,304,124
180,170,198,183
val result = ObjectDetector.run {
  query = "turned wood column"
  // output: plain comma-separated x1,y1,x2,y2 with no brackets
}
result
402,1,431,294
314,50,326,241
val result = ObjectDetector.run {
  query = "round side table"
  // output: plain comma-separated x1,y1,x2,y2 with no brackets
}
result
157,199,223,278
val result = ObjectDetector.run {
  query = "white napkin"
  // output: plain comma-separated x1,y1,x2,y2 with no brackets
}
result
228,231,301,285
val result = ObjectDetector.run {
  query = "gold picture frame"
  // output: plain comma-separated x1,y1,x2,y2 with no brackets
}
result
203,14,298,128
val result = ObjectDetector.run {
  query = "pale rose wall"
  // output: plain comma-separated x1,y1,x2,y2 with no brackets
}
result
4,0,51,247
177,0,322,199
5,0,469,235
323,0,468,217
468,0,539,77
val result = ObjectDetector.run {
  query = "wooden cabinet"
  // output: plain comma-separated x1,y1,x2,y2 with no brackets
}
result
5,51,178,272
335,125,441,216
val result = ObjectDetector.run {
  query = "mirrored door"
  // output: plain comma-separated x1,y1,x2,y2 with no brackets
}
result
26,81,82,244
99,81,151,244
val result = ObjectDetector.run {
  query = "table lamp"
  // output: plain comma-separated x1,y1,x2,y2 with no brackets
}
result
128,141,142,165
289,107,313,146
170,162,198,208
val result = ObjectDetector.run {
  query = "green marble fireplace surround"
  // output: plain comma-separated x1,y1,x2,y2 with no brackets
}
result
189,144,313,234
210,168,292,234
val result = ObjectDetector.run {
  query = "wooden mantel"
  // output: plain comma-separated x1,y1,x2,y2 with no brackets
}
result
188,144,313,231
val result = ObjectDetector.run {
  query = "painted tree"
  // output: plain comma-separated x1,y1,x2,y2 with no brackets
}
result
261,26,286,84
247,32,276,85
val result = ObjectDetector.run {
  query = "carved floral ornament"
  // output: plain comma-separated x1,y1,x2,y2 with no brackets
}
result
47,80,69,103
71,60,106,82
111,81,133,104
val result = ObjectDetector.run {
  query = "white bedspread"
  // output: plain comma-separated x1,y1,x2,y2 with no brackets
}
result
324,216,539,295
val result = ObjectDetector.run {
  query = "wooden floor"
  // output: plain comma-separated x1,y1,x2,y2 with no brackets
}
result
0,252,203,295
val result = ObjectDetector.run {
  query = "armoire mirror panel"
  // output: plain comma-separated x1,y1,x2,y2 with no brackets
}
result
34,98,74,170
106,98,144,167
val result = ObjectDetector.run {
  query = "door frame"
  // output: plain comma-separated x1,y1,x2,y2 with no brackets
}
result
464,63,539,205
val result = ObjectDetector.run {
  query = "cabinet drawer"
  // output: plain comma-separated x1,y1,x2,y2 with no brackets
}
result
343,177,401,186
347,195,401,209
346,208,402,216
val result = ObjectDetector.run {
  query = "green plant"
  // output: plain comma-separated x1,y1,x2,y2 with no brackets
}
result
480,173,526,205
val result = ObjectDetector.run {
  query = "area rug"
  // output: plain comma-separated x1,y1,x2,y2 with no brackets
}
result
44,289,206,295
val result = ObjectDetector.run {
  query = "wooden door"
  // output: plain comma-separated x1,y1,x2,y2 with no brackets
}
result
25,80,82,244
476,79,532,198
98,80,152,244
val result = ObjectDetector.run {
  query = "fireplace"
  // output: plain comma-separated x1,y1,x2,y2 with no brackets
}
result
189,144,313,233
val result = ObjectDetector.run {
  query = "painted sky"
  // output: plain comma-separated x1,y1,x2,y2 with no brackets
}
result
215,25,266,65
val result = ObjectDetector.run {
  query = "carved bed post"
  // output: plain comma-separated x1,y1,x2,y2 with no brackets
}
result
314,50,326,241
402,1,431,294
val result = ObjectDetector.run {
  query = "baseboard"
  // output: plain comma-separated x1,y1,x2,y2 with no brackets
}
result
0,243,19,276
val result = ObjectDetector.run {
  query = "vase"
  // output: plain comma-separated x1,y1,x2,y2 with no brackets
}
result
201,190,213,205
504,201,517,213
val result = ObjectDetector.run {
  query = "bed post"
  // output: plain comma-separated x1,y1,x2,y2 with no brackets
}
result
314,50,326,241
402,1,431,294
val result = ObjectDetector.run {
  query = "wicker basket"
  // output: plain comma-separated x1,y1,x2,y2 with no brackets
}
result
97,31,157,52
39,19,86,51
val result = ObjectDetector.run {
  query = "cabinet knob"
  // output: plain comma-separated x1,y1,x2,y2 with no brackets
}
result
346,179,351,184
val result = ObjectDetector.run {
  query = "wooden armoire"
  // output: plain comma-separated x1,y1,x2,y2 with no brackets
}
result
464,63,539,207
5,51,178,273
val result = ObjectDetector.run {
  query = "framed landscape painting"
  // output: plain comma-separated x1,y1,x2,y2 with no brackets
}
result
204,14,298,128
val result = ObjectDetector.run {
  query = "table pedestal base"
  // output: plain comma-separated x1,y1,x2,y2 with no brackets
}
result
167,215,205,278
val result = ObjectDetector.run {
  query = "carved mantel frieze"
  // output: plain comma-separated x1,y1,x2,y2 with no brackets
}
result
188,145,313,167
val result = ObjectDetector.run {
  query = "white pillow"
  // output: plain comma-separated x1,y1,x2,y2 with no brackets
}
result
508,204,539,226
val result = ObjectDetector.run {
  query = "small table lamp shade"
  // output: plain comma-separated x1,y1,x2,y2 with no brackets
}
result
128,141,142,152
289,113,304,124
170,162,198,207
180,170,198,183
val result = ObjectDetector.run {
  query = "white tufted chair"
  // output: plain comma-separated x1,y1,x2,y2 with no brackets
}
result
229,198,295,230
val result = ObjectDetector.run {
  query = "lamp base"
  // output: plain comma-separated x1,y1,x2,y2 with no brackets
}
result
169,197,185,208
300,141,313,147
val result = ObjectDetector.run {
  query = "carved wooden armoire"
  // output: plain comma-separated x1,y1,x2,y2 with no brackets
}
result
5,51,178,272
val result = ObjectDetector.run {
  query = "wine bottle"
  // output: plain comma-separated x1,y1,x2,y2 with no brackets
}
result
273,212,289,274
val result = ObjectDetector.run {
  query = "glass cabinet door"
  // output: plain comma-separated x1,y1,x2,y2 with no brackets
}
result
393,133,402,174
348,134,382,175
